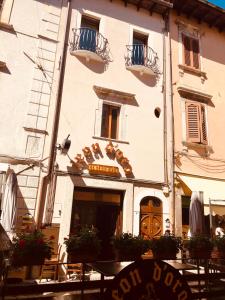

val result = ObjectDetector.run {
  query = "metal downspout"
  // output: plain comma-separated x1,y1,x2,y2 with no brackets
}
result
163,11,175,234
163,14,169,189
167,13,175,234
36,0,72,228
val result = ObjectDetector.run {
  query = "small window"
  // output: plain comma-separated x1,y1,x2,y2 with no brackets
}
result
185,100,207,145
101,104,120,139
182,34,200,69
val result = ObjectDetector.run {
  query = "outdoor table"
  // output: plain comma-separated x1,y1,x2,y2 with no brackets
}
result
163,260,198,274
87,261,132,296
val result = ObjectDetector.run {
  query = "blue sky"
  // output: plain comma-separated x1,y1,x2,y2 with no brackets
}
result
208,0,225,9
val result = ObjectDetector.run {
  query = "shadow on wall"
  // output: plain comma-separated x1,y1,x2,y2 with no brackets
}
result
0,65,11,74
129,70,159,87
74,55,108,74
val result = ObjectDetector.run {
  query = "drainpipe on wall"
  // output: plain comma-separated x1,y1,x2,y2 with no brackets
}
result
167,13,175,234
162,14,169,191
36,0,72,228
162,11,175,234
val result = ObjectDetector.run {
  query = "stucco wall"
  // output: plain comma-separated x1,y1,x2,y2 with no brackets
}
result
170,12,225,179
54,0,166,182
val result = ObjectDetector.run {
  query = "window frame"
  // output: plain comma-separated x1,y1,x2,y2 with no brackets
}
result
185,100,208,145
101,103,120,140
182,33,200,70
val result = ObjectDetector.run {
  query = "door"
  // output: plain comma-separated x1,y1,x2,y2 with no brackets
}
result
140,197,163,239
80,15,99,52
71,188,123,259
132,32,147,65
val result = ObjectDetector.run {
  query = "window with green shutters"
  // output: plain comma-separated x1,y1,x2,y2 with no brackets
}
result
185,100,208,145
182,34,200,69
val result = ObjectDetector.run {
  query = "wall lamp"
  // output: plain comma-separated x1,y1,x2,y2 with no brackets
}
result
56,134,71,155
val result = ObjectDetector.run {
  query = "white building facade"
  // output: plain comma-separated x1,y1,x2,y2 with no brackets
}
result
44,0,174,258
0,0,174,259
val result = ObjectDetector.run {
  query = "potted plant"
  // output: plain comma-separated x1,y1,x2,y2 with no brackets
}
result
211,236,225,258
186,235,213,259
11,230,53,267
150,235,182,259
112,233,151,261
64,226,101,262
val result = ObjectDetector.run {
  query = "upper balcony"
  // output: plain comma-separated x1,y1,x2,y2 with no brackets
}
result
70,28,110,63
125,44,159,76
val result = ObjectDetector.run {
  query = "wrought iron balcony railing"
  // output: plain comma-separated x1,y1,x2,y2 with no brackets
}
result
70,28,110,63
125,44,159,75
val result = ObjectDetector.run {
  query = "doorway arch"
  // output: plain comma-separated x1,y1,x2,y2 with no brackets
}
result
140,196,163,239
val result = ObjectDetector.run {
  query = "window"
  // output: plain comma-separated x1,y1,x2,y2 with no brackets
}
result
132,32,148,65
182,34,200,69
101,104,120,139
185,100,207,144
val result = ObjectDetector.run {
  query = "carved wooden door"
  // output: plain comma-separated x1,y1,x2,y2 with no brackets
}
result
140,197,162,239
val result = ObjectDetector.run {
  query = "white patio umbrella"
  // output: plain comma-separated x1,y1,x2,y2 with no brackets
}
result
0,171,18,235
189,191,205,236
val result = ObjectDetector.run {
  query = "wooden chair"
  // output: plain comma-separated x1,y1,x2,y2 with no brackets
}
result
39,244,62,282
66,263,83,280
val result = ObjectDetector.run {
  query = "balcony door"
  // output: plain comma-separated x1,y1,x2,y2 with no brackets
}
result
132,32,147,66
80,15,99,52
140,196,163,239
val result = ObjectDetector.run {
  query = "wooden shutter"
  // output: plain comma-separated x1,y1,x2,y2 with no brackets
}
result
185,101,201,143
101,104,110,138
192,38,200,69
183,34,191,66
200,105,208,144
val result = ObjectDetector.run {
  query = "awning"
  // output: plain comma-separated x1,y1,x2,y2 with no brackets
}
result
178,174,225,215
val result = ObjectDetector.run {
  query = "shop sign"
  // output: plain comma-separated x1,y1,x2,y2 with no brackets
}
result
88,164,120,177
104,259,191,300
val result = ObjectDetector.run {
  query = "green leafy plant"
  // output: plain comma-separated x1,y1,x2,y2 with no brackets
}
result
186,234,213,258
150,235,182,259
112,233,151,259
12,230,53,265
64,227,101,256
187,235,213,251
